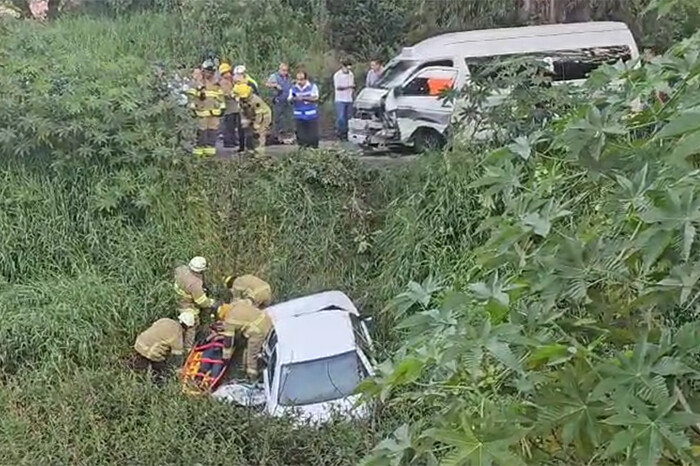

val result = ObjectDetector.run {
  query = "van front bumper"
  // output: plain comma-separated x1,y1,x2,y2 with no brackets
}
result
348,118,396,146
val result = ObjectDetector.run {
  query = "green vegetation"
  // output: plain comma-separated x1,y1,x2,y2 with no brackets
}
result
2,0,700,465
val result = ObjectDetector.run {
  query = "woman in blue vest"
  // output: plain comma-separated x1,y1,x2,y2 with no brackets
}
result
287,71,320,149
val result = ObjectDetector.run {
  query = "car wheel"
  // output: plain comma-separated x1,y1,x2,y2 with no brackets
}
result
413,128,446,153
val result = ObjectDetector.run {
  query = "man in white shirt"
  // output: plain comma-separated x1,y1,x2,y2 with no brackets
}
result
333,60,355,141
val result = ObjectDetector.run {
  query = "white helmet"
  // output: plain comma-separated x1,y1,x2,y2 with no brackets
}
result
178,310,196,327
234,64,246,75
188,256,208,273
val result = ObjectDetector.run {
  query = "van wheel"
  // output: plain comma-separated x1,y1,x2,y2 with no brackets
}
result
413,128,446,153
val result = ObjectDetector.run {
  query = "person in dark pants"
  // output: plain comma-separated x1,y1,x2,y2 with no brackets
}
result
266,62,293,143
288,71,320,149
333,60,355,141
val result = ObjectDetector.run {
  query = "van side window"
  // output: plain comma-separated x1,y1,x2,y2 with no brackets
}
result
420,60,454,69
403,67,458,97
466,46,632,82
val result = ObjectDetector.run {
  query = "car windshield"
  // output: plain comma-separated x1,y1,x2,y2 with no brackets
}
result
376,60,417,89
277,351,367,406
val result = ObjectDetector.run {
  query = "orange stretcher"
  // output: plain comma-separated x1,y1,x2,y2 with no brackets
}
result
181,330,233,396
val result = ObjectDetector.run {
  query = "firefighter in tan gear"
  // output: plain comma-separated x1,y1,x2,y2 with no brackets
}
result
131,310,196,384
216,275,273,381
187,59,225,158
173,256,218,349
218,62,240,149
233,83,271,154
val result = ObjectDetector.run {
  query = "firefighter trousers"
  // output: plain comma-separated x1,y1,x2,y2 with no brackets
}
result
194,116,220,158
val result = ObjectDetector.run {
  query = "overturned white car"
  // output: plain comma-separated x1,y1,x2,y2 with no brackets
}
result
212,291,375,424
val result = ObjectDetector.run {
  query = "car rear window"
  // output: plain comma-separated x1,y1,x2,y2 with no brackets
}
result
277,351,367,406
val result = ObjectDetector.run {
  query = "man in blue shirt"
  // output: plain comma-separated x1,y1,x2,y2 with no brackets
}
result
288,71,320,149
266,62,293,143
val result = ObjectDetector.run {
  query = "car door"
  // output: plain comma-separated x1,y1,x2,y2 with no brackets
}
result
262,330,278,412
263,346,279,414
384,65,459,143
350,314,377,367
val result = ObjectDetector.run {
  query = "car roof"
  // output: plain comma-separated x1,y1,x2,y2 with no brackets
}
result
266,290,359,322
399,22,636,60
265,291,360,364
273,310,356,364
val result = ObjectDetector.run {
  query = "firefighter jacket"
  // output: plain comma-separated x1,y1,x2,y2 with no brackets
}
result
240,94,272,132
229,274,272,305
219,77,239,115
218,299,272,376
173,265,215,314
187,77,225,118
134,318,185,362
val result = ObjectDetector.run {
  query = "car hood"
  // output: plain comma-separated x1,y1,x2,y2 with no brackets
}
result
212,382,266,407
211,385,368,424
354,87,389,110
272,394,368,425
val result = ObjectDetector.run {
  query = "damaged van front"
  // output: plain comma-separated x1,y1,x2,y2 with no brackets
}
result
349,56,458,152
348,59,417,149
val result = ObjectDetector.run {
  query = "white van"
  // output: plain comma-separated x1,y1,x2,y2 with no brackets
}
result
349,22,639,151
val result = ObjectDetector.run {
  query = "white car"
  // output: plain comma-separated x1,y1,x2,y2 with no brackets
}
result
212,291,375,424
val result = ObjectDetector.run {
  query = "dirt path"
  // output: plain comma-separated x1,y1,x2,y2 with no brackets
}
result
216,140,418,167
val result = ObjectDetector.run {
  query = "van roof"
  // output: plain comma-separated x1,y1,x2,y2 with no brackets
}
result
399,22,637,60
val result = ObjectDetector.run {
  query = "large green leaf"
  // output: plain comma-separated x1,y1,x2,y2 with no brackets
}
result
657,112,700,138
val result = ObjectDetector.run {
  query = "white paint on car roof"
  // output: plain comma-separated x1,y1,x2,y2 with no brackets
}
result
264,290,361,364
399,21,637,60
265,290,359,322
273,310,356,364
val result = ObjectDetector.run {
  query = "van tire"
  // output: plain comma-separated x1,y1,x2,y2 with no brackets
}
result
413,128,446,153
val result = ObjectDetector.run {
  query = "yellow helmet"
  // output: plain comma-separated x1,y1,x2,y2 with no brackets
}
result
233,83,252,99
219,63,232,75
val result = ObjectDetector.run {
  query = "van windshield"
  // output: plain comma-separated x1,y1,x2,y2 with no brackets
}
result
376,60,417,89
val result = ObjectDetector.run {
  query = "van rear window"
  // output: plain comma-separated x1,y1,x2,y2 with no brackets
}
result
466,46,632,82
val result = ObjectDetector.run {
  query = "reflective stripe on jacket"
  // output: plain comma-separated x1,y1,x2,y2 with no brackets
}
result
219,299,272,338
134,318,184,362
291,83,319,120
187,78,225,118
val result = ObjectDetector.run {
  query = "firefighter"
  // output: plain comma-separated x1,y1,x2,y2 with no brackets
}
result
217,275,273,381
234,83,272,154
233,64,259,95
218,62,240,149
187,59,225,158
173,256,219,350
131,311,196,384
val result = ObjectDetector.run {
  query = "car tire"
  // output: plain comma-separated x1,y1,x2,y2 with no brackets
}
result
413,128,446,153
